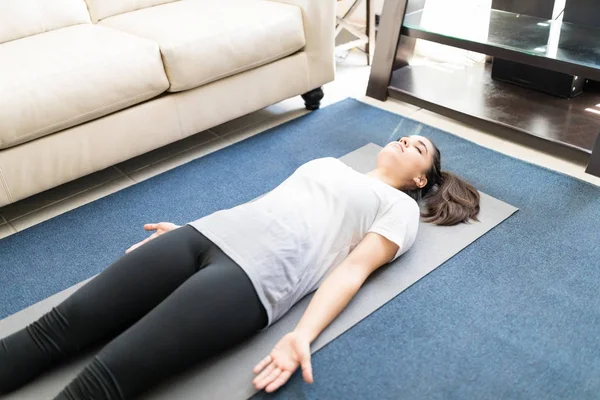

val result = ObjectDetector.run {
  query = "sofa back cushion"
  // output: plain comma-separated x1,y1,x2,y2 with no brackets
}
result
0,0,91,44
84,0,179,22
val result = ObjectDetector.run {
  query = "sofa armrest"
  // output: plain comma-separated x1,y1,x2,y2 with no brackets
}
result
0,163,11,207
267,0,335,90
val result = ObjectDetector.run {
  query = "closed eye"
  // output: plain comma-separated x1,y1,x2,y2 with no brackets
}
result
399,138,424,155
398,138,423,155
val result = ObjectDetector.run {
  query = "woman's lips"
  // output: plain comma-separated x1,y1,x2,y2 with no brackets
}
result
393,142,404,152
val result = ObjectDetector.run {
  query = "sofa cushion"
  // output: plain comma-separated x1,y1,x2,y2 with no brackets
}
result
0,24,169,150
84,0,179,23
0,0,91,44
100,0,306,92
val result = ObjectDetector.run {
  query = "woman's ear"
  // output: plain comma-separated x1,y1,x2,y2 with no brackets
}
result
413,176,428,189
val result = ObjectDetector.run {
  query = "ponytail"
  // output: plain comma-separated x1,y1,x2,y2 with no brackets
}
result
403,140,480,226
421,171,480,226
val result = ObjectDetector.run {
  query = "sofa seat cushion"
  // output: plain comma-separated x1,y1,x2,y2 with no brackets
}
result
100,0,306,92
0,24,169,150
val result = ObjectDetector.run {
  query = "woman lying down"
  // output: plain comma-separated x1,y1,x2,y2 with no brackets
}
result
0,135,479,399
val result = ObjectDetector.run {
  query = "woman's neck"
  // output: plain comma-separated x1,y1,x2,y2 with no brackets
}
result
366,168,404,190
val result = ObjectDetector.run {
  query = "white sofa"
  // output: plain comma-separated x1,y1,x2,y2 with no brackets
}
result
0,0,335,207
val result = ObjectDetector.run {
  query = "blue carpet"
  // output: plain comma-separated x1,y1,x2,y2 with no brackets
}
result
2,98,600,399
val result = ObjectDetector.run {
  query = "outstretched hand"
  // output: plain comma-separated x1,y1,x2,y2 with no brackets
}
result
125,222,179,253
253,332,313,393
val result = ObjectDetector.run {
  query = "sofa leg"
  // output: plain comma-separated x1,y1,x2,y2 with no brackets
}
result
301,87,324,110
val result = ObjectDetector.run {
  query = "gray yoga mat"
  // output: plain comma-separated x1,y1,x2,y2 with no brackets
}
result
0,143,518,400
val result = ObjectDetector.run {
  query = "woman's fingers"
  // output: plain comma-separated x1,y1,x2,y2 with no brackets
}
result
252,363,276,388
126,223,171,253
125,232,159,253
253,355,272,374
301,363,313,384
137,233,158,247
256,367,282,390
265,370,292,393
299,352,313,384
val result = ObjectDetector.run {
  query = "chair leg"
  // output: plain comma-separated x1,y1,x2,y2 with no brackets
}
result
301,87,324,110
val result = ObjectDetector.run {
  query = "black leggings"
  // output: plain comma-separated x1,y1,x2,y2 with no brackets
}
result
0,225,268,399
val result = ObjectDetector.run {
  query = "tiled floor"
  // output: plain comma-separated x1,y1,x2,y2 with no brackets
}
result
0,49,599,240
0,216,13,239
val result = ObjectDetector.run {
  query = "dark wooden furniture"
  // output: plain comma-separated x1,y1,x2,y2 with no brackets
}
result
366,0,600,177
586,132,600,176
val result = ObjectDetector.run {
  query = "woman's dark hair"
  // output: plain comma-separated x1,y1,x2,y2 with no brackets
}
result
405,141,480,226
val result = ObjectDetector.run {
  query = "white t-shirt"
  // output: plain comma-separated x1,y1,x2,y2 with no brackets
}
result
188,157,420,326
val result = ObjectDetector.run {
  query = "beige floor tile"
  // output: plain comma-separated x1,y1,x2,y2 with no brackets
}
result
0,167,124,222
410,108,600,186
115,131,218,175
357,96,421,117
10,176,135,232
269,96,307,114
322,73,371,107
321,83,365,107
0,221,16,240
335,48,371,73
128,137,231,183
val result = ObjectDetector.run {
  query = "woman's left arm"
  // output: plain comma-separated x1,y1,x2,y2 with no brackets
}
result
253,232,400,392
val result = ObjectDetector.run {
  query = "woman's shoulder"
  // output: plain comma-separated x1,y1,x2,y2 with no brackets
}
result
303,157,343,165
386,192,421,222
297,157,348,171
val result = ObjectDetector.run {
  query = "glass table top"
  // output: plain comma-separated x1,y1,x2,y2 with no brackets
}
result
403,8,600,71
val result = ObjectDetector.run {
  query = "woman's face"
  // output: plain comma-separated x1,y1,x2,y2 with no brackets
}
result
377,135,435,189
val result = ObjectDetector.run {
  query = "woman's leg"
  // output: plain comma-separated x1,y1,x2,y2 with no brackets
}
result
54,244,267,400
0,225,210,394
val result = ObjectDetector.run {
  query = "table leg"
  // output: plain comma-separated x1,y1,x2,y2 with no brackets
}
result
585,132,600,177
366,0,410,100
